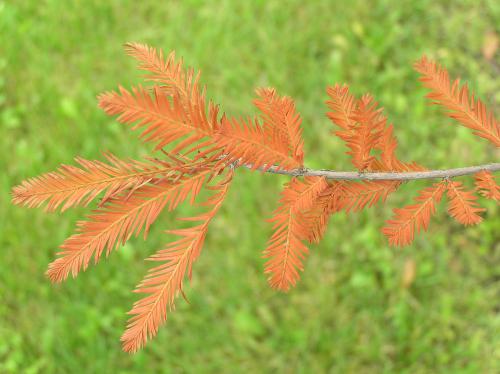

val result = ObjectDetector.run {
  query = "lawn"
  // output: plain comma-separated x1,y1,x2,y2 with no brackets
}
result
1,0,499,372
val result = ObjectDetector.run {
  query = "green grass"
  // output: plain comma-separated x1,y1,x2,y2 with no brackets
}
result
1,0,499,372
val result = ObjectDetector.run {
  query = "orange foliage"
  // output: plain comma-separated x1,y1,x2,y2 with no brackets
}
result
47,169,212,283
383,182,446,247
11,43,498,353
474,171,500,201
124,42,203,105
98,86,221,157
254,88,305,164
11,152,175,212
414,56,500,147
446,180,485,225
263,177,328,291
122,170,232,353
216,115,302,171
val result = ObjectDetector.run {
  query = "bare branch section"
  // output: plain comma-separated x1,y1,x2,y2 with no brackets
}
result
237,162,500,181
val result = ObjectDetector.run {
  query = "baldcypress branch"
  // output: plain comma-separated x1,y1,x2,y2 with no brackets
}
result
11,43,499,353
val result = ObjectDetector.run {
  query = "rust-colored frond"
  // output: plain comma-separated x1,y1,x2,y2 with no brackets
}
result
382,182,447,247
302,179,400,246
414,56,500,146
446,180,485,225
326,84,357,130
378,123,399,169
121,171,233,353
328,90,425,172
123,43,223,160
46,170,212,283
327,89,388,171
283,176,329,212
11,153,180,212
474,171,500,200
216,116,302,171
303,179,402,245
341,180,401,213
301,182,347,244
343,94,386,170
376,122,427,173
254,88,305,164
263,177,328,291
124,42,200,101
98,85,221,156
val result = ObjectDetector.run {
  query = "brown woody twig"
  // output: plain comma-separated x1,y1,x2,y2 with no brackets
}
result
238,162,500,181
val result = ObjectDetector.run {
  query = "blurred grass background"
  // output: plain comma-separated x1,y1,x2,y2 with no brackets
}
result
1,0,499,372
